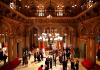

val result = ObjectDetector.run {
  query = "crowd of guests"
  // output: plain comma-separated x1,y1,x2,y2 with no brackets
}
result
45,56,52,70
38,54,56,70
22,48,33,65
22,50,29,65
22,48,44,65
38,47,79,70
34,49,43,62
61,58,79,70
58,48,79,70
22,48,79,70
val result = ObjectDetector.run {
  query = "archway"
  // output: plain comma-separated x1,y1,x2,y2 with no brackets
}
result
29,27,38,50
78,24,89,59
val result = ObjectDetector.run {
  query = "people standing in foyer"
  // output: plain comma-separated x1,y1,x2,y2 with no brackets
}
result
53,53,56,66
34,51,37,62
40,50,43,61
59,52,63,64
50,57,52,69
71,59,75,70
37,52,41,62
45,58,49,70
75,59,79,70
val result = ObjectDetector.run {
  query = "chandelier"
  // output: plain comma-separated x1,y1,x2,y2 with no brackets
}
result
38,32,63,42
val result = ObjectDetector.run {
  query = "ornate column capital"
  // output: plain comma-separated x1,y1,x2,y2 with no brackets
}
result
88,33,96,39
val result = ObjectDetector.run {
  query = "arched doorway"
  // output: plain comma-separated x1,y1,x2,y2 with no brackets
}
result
30,27,38,50
78,25,88,59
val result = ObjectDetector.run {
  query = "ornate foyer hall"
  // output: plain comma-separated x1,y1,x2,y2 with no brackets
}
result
0,0,100,70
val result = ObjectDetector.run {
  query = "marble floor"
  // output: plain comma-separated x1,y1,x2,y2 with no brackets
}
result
15,55,86,70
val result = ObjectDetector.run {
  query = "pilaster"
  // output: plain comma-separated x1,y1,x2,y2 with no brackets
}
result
86,33,96,64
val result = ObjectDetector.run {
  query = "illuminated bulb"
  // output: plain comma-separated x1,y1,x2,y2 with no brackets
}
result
43,38,45,41
54,38,58,40
37,6,39,8
27,6,30,8
38,36,42,40
64,33,67,36
45,38,48,41
25,5,27,7
72,5,74,8
62,5,64,7
50,38,53,40
19,7,21,8
49,33,52,37
75,5,77,6
57,5,60,7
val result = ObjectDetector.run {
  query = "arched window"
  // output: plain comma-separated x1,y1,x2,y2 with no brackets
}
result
37,5,45,16
56,9,63,16
56,5,64,16
37,9,45,16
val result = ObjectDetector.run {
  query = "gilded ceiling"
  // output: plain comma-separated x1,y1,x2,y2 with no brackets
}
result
0,0,100,35
14,0,90,17
21,0,80,8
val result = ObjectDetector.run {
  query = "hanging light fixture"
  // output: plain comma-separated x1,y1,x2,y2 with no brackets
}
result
47,0,53,19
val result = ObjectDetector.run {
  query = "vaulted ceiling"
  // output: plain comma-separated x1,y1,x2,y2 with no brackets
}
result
0,0,97,17
16,0,82,17
20,0,80,7
0,0,100,36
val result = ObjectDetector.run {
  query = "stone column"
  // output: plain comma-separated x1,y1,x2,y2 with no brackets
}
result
18,43,23,58
79,35,87,58
86,34,96,64
42,40,45,49
29,31,32,50
67,33,71,47
13,38,17,59
8,37,13,62
72,35,75,48
38,40,40,49
66,33,68,48
26,35,30,49
70,32,72,46
72,32,77,48
18,37,24,58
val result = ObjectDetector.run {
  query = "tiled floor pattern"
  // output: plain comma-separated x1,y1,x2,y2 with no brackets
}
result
15,55,86,70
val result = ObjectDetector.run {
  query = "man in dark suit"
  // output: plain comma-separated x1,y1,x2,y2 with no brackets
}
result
45,58,49,70
62,60,68,70
50,57,52,69
34,52,37,62
71,59,75,70
75,59,79,70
